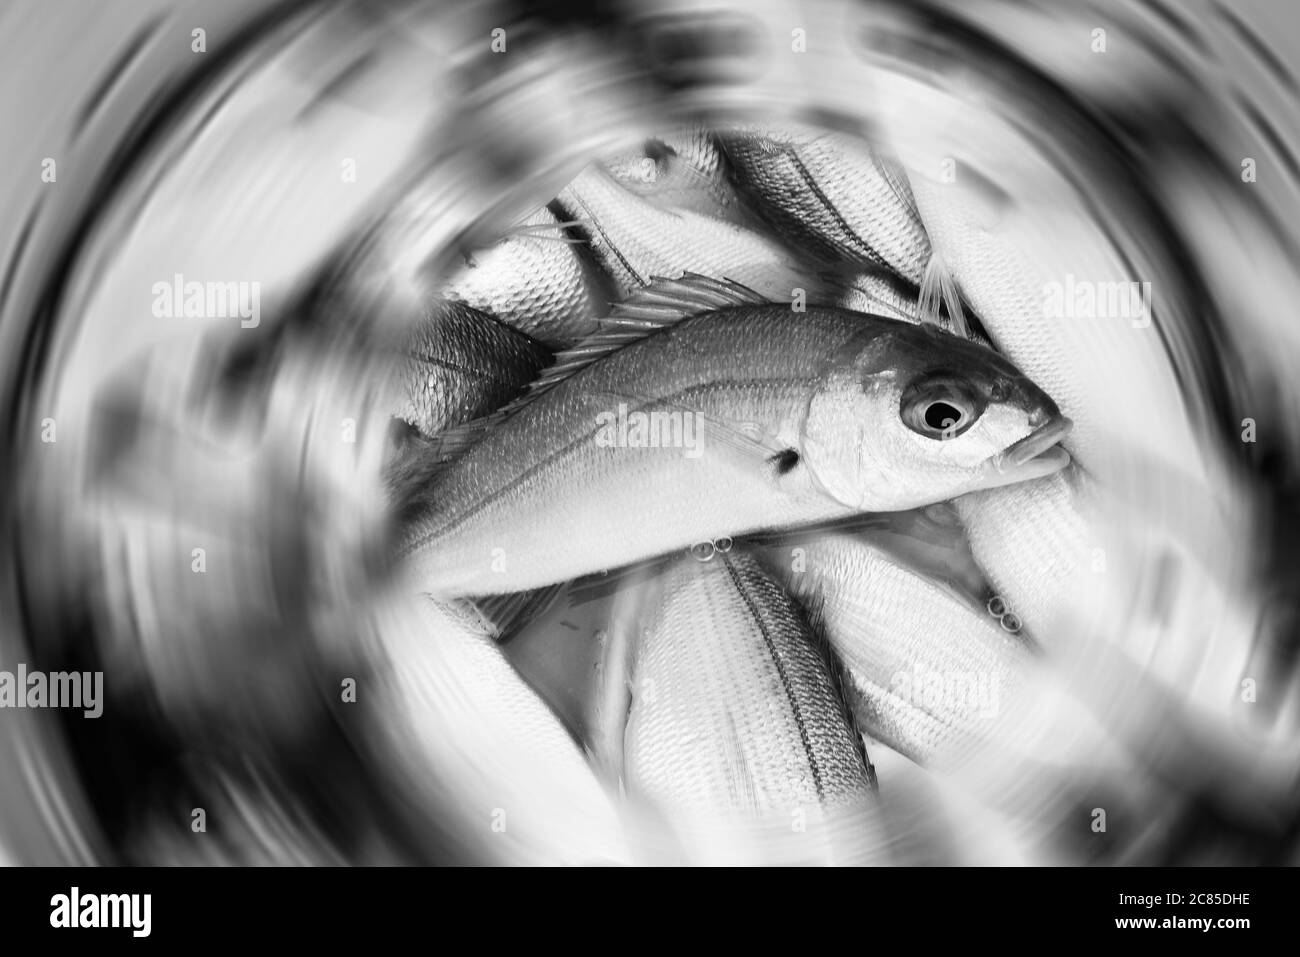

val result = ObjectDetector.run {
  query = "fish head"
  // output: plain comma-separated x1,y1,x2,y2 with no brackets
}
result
801,320,1071,510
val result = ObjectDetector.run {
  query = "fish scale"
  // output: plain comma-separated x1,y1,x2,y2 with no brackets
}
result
626,551,873,812
721,123,933,283
394,298,550,438
953,469,1093,652
613,550,884,864
440,206,608,348
767,533,1031,765
604,125,749,224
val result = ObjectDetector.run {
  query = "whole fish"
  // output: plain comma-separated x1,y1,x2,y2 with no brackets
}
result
393,298,550,439
398,277,1072,596
764,532,1031,765
603,125,750,224
360,592,629,866
720,123,933,284
440,207,609,349
552,164,812,302
606,549,883,864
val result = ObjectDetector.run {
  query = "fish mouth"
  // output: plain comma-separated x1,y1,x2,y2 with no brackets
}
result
983,415,1073,484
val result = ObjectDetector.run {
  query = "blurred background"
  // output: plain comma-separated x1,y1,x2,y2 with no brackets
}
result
1,0,1298,865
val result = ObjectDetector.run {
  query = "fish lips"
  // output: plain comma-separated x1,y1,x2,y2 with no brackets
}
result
980,415,1073,486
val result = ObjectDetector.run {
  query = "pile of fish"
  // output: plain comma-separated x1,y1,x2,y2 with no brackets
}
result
366,123,1271,865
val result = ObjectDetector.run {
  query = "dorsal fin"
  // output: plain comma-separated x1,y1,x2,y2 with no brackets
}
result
490,272,769,410
601,271,769,327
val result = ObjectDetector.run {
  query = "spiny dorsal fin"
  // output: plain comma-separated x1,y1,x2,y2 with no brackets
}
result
602,271,770,326
495,272,769,406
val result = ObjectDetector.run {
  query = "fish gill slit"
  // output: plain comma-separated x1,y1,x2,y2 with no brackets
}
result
720,554,826,805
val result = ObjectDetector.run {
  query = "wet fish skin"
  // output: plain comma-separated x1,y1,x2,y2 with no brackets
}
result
552,164,812,302
400,299,1068,596
836,266,922,325
394,298,550,438
440,206,609,348
953,467,1093,652
762,531,1163,846
720,123,933,284
603,126,750,224
616,550,882,864
766,533,1031,765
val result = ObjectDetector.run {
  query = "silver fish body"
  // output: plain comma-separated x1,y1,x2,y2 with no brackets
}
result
360,593,629,866
766,533,1030,765
553,164,812,302
762,532,1160,846
615,550,882,864
394,298,550,438
837,266,922,325
603,126,749,224
400,301,1069,596
720,123,932,284
440,206,609,348
953,468,1093,651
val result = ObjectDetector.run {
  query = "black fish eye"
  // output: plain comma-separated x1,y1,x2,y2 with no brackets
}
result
900,374,987,440
924,400,964,431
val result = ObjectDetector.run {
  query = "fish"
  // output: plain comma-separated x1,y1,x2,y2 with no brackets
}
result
551,164,813,302
836,265,926,325
719,122,975,336
358,592,630,866
440,207,610,349
601,549,883,864
952,467,1095,655
863,68,1266,694
758,531,1179,854
392,298,551,439
719,123,934,284
905,159,1263,687
603,125,750,224
397,276,1072,597
761,532,1031,766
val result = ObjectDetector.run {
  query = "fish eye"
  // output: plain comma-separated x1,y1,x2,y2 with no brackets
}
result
924,400,966,431
900,373,987,440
